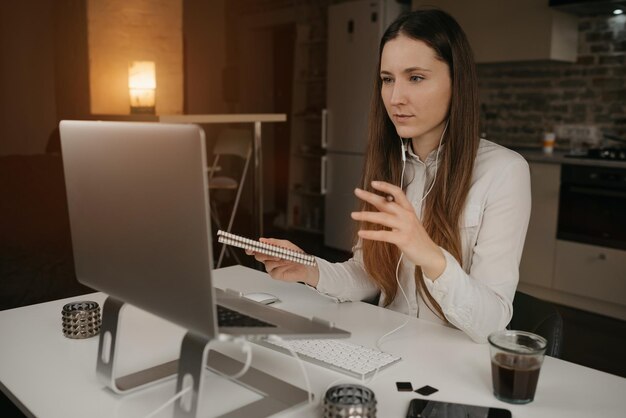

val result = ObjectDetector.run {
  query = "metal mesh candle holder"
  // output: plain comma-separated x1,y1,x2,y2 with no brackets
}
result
323,384,377,418
62,301,101,339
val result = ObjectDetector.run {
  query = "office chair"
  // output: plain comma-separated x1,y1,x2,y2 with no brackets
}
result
509,291,564,358
208,127,252,268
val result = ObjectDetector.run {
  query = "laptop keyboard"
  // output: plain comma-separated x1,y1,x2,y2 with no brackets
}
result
256,338,401,380
217,305,276,328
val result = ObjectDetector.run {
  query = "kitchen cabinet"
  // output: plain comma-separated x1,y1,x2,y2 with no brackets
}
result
553,240,626,307
518,160,626,321
412,0,578,63
520,162,560,288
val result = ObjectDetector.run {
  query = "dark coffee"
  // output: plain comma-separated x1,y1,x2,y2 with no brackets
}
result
491,353,541,403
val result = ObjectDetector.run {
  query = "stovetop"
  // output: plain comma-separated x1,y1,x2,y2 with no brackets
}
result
565,147,626,162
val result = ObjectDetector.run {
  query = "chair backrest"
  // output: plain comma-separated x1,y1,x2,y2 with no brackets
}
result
509,291,564,358
212,128,252,159
208,128,253,268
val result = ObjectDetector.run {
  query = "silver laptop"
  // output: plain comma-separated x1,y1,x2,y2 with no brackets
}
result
59,120,349,340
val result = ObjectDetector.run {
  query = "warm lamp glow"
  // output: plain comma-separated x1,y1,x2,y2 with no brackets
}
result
128,61,156,114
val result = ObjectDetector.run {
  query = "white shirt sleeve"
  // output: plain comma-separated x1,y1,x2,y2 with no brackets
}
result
315,241,380,303
423,158,531,343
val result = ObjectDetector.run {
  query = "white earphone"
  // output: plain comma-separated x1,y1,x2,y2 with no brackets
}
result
399,119,449,202
400,139,407,163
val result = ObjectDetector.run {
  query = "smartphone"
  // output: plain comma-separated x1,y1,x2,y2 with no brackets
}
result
406,398,511,418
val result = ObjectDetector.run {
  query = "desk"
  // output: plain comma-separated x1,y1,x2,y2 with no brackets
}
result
159,114,287,239
1,265,624,417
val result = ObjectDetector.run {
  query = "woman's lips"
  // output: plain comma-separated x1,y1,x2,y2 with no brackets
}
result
393,114,414,123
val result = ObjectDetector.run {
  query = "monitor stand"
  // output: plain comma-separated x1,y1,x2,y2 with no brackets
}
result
96,296,310,418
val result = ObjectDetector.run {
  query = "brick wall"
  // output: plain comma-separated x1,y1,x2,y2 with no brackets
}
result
478,14,626,148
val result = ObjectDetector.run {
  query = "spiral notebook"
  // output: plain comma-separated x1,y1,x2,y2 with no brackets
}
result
217,230,316,266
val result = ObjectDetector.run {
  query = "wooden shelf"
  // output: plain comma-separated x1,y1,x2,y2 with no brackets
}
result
286,22,328,241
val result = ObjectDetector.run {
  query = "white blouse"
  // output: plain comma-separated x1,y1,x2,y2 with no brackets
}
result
314,139,531,343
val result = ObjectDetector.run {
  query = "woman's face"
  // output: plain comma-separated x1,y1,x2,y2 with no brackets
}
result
380,34,451,142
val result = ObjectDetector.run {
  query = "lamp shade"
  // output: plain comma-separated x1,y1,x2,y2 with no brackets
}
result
128,61,156,113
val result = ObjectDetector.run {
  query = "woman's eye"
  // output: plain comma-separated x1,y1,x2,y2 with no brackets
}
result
381,77,393,84
409,75,424,82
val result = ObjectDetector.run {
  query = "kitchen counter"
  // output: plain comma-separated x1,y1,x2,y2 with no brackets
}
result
507,147,626,169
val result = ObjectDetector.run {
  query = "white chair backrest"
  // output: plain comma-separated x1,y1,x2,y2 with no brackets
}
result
212,128,252,159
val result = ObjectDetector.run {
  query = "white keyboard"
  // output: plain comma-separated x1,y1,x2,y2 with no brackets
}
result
256,338,401,380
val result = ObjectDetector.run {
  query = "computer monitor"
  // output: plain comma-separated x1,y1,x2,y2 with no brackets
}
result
59,120,348,339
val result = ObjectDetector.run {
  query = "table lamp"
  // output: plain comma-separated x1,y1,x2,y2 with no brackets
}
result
128,61,156,114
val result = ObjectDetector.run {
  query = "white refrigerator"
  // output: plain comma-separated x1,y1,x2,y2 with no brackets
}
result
324,0,407,251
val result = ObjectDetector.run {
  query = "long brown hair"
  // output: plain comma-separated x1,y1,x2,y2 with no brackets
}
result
360,9,480,318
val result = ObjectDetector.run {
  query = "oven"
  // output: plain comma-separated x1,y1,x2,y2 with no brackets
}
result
557,164,626,251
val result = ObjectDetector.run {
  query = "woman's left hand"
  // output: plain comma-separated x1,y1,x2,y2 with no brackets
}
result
351,180,446,279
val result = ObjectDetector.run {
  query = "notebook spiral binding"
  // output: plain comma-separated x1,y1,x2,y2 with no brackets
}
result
217,230,316,266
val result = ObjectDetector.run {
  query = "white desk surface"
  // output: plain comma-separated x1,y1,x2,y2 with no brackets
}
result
1,265,624,417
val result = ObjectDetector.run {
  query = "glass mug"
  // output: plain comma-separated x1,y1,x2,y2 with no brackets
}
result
542,132,556,155
488,330,547,404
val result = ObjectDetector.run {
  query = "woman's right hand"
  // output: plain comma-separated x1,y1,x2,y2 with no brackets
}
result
246,238,320,287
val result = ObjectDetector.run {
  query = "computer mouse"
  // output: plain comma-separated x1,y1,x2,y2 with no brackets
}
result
244,292,280,305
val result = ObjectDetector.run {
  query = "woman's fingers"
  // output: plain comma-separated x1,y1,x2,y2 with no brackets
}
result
244,238,304,264
353,181,425,246
353,187,392,212
354,182,411,213
357,228,397,244
369,181,413,210
264,258,298,272
271,264,297,279
259,237,302,252
351,210,400,230
247,250,280,263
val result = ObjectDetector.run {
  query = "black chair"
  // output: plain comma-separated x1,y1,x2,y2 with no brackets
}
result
509,291,564,358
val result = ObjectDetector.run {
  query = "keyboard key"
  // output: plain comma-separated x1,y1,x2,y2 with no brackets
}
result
217,305,276,328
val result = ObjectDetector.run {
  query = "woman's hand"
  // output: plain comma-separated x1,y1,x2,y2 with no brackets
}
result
245,238,320,287
351,180,446,279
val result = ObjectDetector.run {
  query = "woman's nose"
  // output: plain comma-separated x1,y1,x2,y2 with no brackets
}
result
389,84,406,105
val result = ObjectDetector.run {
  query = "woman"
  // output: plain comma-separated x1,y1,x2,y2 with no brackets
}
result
249,9,531,343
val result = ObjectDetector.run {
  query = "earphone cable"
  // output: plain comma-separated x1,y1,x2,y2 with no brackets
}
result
143,386,192,418
420,119,448,202
375,149,411,353
374,122,449,350
142,337,253,418
267,335,314,404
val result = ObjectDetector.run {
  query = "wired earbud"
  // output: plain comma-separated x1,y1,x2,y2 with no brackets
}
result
397,118,448,201
399,137,407,188
421,118,449,203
